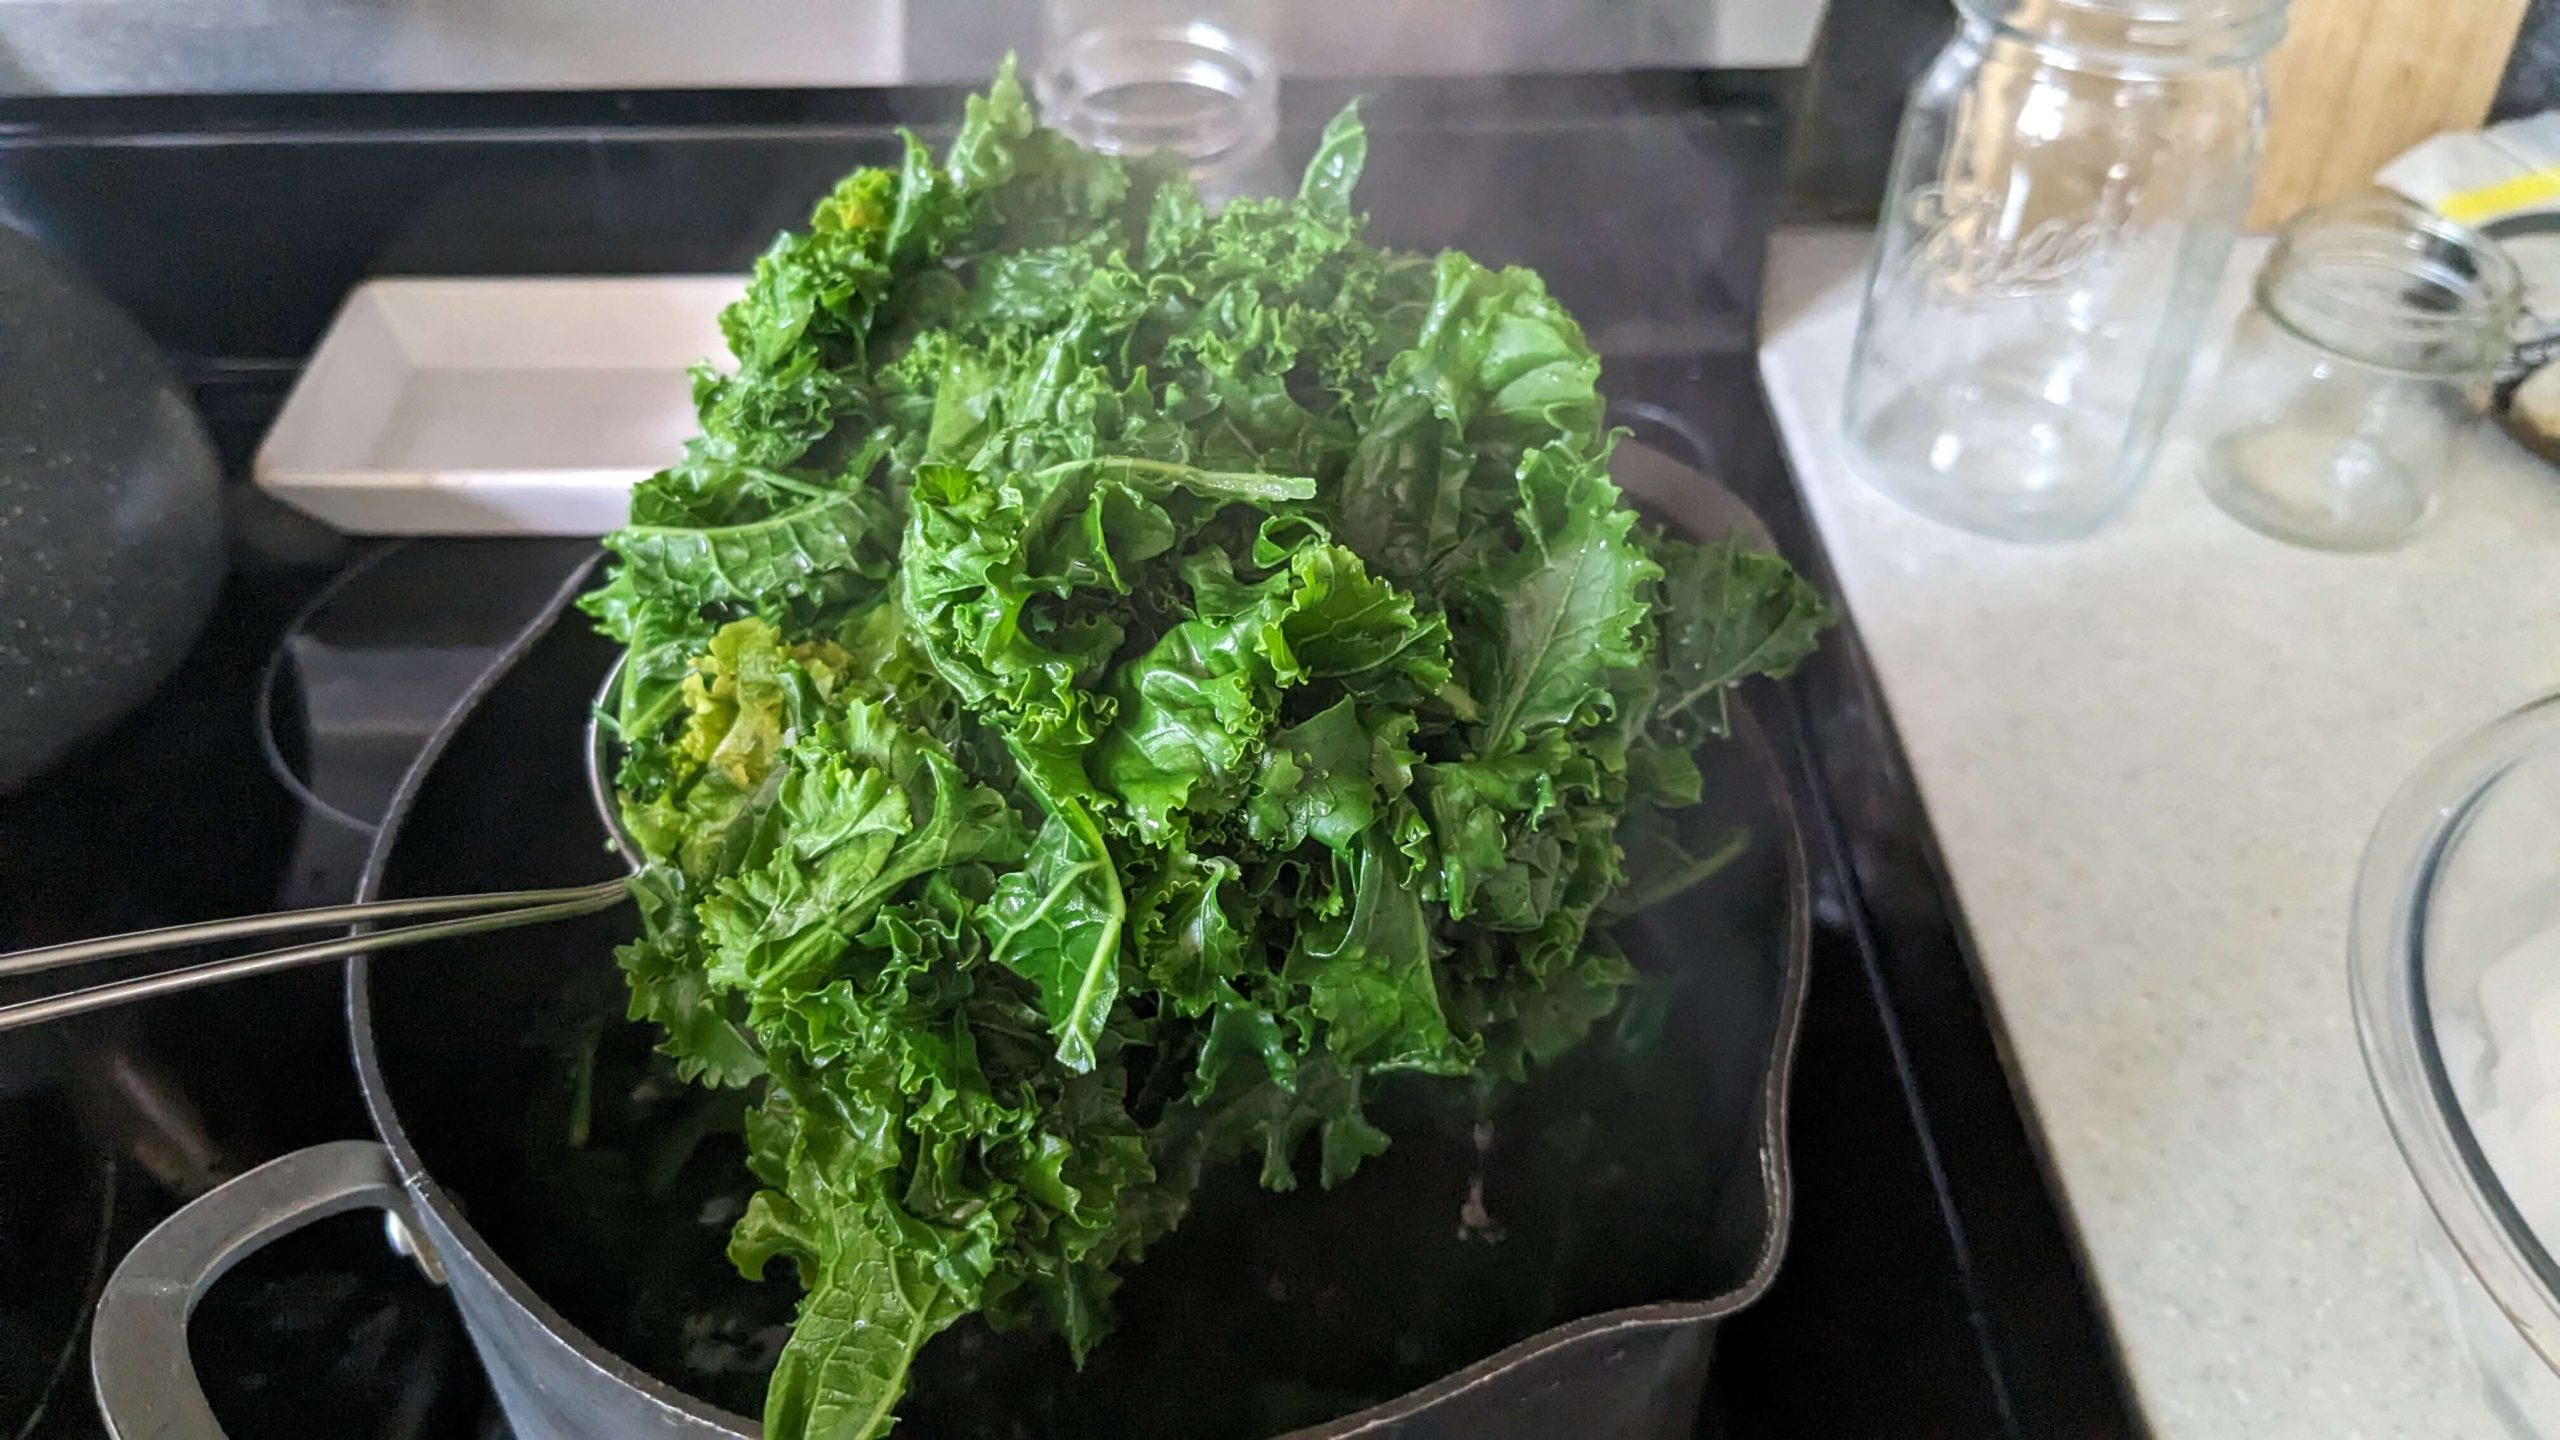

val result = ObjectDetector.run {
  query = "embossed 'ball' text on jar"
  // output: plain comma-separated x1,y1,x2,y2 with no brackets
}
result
1842,0,2285,542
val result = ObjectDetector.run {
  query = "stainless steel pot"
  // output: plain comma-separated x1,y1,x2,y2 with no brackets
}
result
89,479,1811,1440
91,558,739,1439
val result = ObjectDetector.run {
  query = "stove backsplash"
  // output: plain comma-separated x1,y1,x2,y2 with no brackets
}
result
1779,0,1950,223
0,77,1781,395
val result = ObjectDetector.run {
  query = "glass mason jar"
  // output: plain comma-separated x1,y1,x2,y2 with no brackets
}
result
2198,195,2521,551
1843,0,2284,541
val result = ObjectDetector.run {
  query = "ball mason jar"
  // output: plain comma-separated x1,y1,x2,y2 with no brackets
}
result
1842,0,2284,541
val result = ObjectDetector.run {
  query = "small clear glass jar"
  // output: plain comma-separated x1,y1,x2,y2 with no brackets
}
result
1843,0,2283,541
2198,195,2522,551
1033,0,1278,192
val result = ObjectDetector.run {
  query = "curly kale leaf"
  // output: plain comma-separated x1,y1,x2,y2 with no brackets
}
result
587,62,1828,1440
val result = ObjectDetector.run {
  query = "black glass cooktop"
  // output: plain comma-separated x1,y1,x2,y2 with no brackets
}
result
0,75,2133,1440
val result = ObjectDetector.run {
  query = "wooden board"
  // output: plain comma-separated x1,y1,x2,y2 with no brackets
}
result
2249,0,2531,229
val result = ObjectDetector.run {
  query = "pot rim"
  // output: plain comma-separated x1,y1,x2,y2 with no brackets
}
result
342,535,1814,1438
345,550,749,1433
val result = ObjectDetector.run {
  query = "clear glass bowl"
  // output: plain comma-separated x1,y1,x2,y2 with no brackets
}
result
2354,692,2560,1438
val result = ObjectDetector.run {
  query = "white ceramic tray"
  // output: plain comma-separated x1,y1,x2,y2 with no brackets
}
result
256,276,742,535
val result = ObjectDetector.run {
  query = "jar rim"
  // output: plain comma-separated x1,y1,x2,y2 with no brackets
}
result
1954,0,2288,64
2253,193,2522,375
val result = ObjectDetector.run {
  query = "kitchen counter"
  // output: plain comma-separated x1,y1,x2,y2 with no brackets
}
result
1760,228,2560,1438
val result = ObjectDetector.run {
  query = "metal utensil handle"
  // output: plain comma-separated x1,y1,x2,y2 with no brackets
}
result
91,1140,418,1439
0,881,628,1032
0,880,628,981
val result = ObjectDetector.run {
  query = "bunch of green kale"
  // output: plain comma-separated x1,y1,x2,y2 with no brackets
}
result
584,61,1824,1440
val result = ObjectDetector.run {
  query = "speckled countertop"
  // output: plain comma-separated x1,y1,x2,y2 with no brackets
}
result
1761,228,2560,1439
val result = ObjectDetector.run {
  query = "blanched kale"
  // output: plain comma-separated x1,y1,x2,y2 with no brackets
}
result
585,59,1825,1440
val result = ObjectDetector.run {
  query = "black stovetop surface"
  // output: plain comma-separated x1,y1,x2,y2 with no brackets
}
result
0,75,2134,1440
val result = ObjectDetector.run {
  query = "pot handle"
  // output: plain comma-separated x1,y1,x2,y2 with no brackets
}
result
89,1140,426,1439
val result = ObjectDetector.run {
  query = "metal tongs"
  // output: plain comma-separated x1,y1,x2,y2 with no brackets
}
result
0,670,637,1032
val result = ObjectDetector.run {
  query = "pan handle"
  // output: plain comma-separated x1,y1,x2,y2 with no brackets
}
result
89,1141,430,1438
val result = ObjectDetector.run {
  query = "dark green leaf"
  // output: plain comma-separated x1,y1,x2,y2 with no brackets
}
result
1287,834,1470,1075
1298,102,1368,221
1460,443,1660,751
983,801,1126,1072
611,489,897,614
1647,534,1830,742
